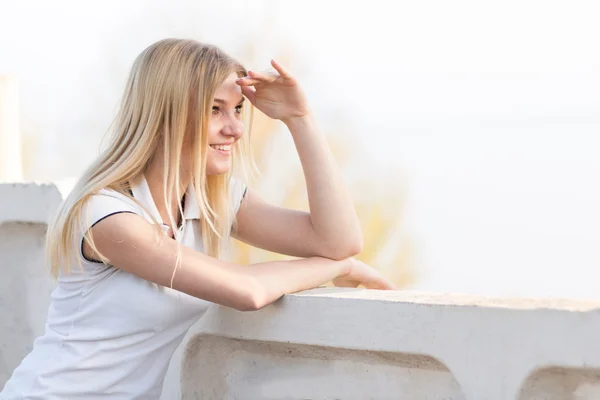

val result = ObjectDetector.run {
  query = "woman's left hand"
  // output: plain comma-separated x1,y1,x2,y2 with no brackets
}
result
236,60,310,123
332,258,397,290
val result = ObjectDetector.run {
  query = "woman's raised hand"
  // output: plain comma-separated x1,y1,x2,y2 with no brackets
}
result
236,60,310,123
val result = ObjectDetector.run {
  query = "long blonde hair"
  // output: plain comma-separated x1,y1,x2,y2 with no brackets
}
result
46,38,252,277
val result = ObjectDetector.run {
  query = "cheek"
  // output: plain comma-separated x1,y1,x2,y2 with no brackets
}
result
207,119,221,140
236,118,245,133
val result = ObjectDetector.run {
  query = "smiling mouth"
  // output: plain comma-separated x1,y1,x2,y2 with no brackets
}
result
210,144,231,151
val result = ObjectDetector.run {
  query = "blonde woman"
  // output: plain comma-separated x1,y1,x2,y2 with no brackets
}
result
1,39,395,399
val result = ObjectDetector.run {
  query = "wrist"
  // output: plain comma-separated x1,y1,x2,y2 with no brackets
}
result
281,111,314,128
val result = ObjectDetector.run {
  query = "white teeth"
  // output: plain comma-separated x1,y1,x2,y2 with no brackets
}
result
211,144,231,151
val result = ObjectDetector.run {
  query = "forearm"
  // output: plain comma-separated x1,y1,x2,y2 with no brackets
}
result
176,247,348,311
246,256,351,308
284,113,363,257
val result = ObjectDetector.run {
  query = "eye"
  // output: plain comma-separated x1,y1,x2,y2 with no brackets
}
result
235,105,243,114
212,106,220,115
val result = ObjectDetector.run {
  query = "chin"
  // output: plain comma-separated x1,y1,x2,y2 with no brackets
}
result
206,162,231,176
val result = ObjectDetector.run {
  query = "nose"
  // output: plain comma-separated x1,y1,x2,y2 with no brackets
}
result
220,115,244,139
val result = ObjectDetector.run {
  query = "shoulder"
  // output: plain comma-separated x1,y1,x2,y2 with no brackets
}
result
76,189,146,267
81,188,143,230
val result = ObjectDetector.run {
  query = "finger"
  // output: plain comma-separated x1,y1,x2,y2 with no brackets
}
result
235,76,262,86
240,86,256,104
365,278,396,290
377,279,397,290
333,280,359,288
248,69,278,83
270,59,293,79
333,277,361,288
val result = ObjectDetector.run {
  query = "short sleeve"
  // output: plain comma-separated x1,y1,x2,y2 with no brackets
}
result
78,190,142,264
229,178,247,216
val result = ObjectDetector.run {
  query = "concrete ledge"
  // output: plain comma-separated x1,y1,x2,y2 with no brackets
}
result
182,288,600,400
0,182,63,225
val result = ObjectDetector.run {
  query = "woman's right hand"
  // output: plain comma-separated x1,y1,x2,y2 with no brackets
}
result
332,258,397,290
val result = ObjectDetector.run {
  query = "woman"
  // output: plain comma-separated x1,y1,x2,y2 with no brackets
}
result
1,39,395,399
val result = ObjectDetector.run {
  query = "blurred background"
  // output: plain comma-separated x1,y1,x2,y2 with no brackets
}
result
0,0,598,299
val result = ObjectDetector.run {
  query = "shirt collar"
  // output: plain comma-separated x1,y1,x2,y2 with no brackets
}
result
182,183,200,220
130,175,200,223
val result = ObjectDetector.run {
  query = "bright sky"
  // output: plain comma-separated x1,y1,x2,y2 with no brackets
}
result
1,0,599,298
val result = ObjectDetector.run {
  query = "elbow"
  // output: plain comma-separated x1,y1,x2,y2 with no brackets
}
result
347,227,364,256
236,279,271,312
347,233,364,257
338,240,363,260
321,234,364,261
239,295,266,312
339,225,364,258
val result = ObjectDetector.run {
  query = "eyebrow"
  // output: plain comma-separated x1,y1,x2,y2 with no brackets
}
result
213,97,245,105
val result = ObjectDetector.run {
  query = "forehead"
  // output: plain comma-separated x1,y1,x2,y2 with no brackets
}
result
214,73,242,101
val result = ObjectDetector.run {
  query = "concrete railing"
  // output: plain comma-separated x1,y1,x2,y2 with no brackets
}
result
183,290,600,400
2,183,600,400
0,182,62,385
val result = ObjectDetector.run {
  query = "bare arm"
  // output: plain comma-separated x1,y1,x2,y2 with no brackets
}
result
234,61,363,260
84,213,351,311
232,187,330,258
285,112,363,258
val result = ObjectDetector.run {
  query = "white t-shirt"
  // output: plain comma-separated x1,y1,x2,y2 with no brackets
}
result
1,176,246,400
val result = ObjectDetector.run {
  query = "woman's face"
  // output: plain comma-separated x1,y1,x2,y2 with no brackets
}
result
205,73,245,175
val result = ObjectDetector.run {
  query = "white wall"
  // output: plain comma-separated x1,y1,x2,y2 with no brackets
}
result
1,0,599,300
0,76,22,181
